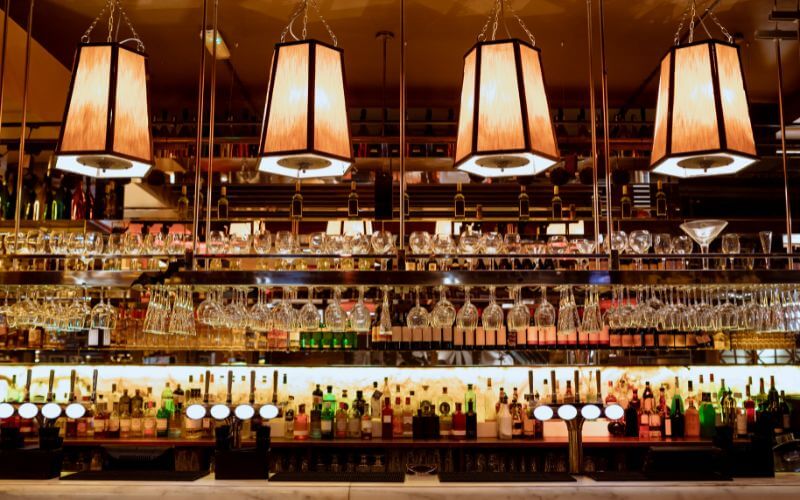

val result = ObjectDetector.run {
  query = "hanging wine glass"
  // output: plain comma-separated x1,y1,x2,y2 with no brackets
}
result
407,287,430,328
349,287,371,332
272,287,295,332
249,287,273,332
456,286,479,330
379,287,392,335
506,287,530,334
481,286,504,330
431,286,456,328
325,287,347,331
556,287,578,345
299,287,320,331
535,287,556,346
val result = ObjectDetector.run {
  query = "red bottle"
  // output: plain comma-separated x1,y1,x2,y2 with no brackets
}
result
452,402,466,440
392,397,404,438
381,397,393,439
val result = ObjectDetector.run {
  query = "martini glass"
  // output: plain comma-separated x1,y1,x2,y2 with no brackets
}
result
680,220,728,270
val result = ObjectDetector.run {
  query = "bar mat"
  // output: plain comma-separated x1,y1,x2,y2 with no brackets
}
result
61,470,209,481
438,472,576,482
269,471,405,482
587,471,731,482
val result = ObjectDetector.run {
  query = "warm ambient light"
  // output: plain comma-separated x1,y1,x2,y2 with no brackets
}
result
65,403,86,419
234,404,255,421
210,404,231,420
185,404,207,420
580,404,602,420
650,40,757,178
18,402,39,419
533,404,554,421
258,40,353,179
55,43,154,178
259,404,280,420
0,402,14,419
41,403,63,420
454,39,559,178
202,29,231,59
557,404,578,421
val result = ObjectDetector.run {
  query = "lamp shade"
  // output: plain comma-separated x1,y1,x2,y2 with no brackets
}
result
258,40,353,179
55,43,153,178
650,40,757,178
454,39,559,178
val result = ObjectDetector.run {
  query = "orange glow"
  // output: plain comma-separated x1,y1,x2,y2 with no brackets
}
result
715,44,756,155
671,44,719,155
476,42,525,153
263,43,310,154
313,44,350,159
60,45,111,152
455,49,476,164
520,45,557,158
113,48,151,161
650,54,671,165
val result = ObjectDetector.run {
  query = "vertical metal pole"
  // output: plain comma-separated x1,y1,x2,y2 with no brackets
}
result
191,0,209,269
398,0,406,257
13,0,35,247
598,0,614,264
204,0,219,246
586,0,600,252
776,37,794,261
0,0,11,135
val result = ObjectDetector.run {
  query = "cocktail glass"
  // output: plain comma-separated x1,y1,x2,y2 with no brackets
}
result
680,220,728,270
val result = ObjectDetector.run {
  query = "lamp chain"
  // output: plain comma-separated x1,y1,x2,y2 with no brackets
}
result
477,0,535,46
281,0,338,47
673,0,733,46
81,0,145,51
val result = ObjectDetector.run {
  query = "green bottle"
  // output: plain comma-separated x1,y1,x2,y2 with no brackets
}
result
465,384,477,413
321,385,336,439
160,383,175,416
699,392,716,438
156,403,170,438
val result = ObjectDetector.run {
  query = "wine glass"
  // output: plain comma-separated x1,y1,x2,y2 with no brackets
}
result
628,230,652,270
573,238,595,269
349,287,371,332
309,232,327,254
456,287,479,331
506,287,530,334
556,287,578,345
409,231,432,255
378,287,392,335
431,286,456,328
480,232,504,254
481,286,504,331
721,233,740,270
272,288,295,332
546,235,569,255
759,231,772,269
535,287,556,346
299,287,320,331
407,287,430,328
653,233,673,270
274,231,295,255
206,231,227,254
370,230,393,254
680,219,727,270
249,288,273,332
325,288,347,331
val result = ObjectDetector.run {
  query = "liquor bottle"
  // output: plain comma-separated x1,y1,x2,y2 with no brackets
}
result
48,179,67,220
670,377,685,437
518,185,530,220
177,185,190,219
392,396,404,438
361,404,372,440
156,400,170,438
381,397,394,439
655,179,667,218
604,381,617,405
310,401,322,440
321,386,336,439
454,182,465,219
143,401,157,438
779,390,792,433
465,384,477,416
183,389,202,440
312,384,323,409
743,383,755,432
161,382,175,416
71,179,87,220
130,389,144,437
765,376,782,434
510,400,523,438
721,387,736,428
699,392,716,438
347,181,359,218
620,185,632,219
625,388,641,437
734,392,748,437
335,402,348,438
451,402,466,440
563,381,575,404
551,185,562,219
107,401,120,439
642,382,655,413
685,385,701,438
293,404,309,440
347,397,362,438
497,395,512,440
291,181,303,219
402,396,413,438
523,396,536,439
484,378,497,423
282,395,295,438
436,387,453,437
370,381,383,420
466,400,478,439
217,186,229,219
755,377,767,410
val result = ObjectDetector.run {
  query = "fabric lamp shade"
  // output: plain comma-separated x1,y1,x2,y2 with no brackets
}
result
454,39,559,178
258,40,353,179
650,40,757,178
55,43,153,178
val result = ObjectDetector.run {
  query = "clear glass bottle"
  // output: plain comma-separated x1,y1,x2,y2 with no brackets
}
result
217,186,229,219
620,185,632,218
551,185,562,219
497,395,513,440
293,404,309,440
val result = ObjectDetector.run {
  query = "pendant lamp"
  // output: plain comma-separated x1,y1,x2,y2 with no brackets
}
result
258,1,353,179
54,1,153,179
650,2,757,178
454,0,559,178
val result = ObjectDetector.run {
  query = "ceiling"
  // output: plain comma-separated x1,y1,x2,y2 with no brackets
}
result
8,0,798,118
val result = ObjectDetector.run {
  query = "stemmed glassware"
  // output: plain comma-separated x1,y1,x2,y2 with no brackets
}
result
249,287,274,333
628,230,652,270
324,287,347,331
506,287,530,337
721,233,740,270
653,233,673,270
556,287,578,345
680,219,727,270
431,286,456,328
378,287,392,335
580,287,602,343
481,286,504,331
456,286,479,331
299,287,320,331
349,287,371,332
407,287,430,328
759,231,773,269
535,287,556,346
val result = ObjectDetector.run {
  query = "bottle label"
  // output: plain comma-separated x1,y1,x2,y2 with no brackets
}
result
131,418,143,431
321,420,332,432
144,418,156,431
383,415,392,423
185,418,201,430
108,417,120,432
120,419,131,432
157,418,168,431
93,419,106,432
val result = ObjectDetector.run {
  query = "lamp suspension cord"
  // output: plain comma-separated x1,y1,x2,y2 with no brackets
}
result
281,0,338,46
673,0,732,46
81,0,144,51
477,0,535,46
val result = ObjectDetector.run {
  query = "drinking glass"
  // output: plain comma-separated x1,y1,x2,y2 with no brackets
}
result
299,288,320,331
535,287,556,346
680,219,727,270
608,230,628,253
348,233,370,255
503,233,522,254
249,288,273,332
721,233,740,270
506,287,530,334
458,228,481,254
456,287,479,330
653,233,673,270
407,287,430,328
324,288,347,331
309,232,327,254
206,231,227,255
370,230,394,254
272,288,295,332
253,230,272,254
628,230,652,270
480,232,504,254
409,231,432,254
546,235,568,255
431,286,456,328
573,238,595,269
481,287,504,331
378,287,392,335
274,231,295,254
759,231,773,269
228,234,250,254
349,287,371,332
166,233,186,255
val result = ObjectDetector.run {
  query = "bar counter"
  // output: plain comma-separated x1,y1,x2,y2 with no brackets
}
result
0,473,798,499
